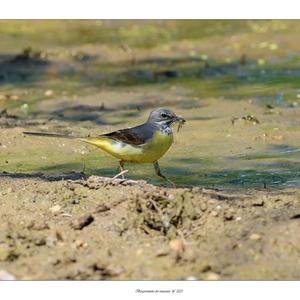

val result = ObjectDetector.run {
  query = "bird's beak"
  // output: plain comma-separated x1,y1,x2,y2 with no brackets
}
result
175,115,186,124
173,115,186,132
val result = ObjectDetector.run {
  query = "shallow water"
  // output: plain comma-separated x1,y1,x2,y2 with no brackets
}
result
112,100,300,189
0,20,299,189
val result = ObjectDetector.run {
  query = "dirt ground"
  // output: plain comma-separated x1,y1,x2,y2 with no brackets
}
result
0,172,300,280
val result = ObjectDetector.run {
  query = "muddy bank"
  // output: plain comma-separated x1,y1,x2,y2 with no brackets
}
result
0,174,299,280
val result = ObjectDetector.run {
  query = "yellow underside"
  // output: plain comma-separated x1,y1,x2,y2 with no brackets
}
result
80,131,173,163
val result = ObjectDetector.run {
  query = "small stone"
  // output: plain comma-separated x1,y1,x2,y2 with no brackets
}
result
67,256,77,263
206,272,220,280
49,205,61,213
185,276,198,280
211,211,219,217
10,95,19,101
200,203,207,212
44,90,53,97
252,199,264,207
155,248,170,257
48,257,60,266
6,187,13,194
28,220,49,231
46,235,57,247
0,247,18,262
94,204,110,213
271,135,283,141
191,187,201,193
249,233,262,240
71,199,80,205
168,194,175,201
34,238,46,246
290,213,300,220
199,261,212,272
74,240,87,248
136,249,143,256
224,209,235,221
0,270,16,280
169,239,185,254
46,231,62,247
71,214,94,230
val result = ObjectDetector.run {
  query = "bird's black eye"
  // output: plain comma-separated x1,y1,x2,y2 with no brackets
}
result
161,113,168,118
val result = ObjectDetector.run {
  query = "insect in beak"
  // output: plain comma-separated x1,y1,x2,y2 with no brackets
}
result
174,116,186,132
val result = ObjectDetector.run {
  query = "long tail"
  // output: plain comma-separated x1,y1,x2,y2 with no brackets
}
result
23,131,111,151
23,131,109,147
23,131,79,139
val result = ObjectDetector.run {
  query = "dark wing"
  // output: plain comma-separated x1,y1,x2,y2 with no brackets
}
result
101,123,157,146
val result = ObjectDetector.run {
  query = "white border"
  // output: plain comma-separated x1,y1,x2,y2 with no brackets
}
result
0,1,299,299
1,281,299,299
0,0,299,19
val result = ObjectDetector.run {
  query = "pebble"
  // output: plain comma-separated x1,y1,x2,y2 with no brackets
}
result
249,233,262,240
224,209,235,221
74,239,88,248
71,214,94,230
28,220,49,231
155,248,170,257
34,238,46,246
48,257,60,266
44,90,53,97
199,261,212,272
271,135,283,141
46,235,58,247
6,187,13,194
206,272,220,280
49,205,61,213
136,249,143,256
10,95,19,101
211,211,219,217
71,199,80,205
191,187,201,193
169,239,185,254
200,203,207,212
252,199,264,207
185,276,198,280
46,231,63,247
168,194,175,201
94,204,110,213
0,270,16,280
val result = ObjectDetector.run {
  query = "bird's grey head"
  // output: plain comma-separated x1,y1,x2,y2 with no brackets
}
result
147,108,185,126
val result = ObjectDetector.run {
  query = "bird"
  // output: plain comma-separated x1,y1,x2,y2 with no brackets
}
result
23,107,185,186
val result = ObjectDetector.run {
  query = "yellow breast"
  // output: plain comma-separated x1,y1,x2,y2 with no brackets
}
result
137,130,173,163
80,130,173,163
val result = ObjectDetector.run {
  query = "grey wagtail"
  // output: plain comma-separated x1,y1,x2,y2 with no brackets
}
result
23,108,185,186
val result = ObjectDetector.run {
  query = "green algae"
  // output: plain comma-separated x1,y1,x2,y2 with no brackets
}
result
1,20,300,189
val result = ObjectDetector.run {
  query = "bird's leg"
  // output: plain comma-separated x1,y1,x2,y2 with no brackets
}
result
153,161,176,187
113,160,128,179
119,160,125,178
81,164,86,174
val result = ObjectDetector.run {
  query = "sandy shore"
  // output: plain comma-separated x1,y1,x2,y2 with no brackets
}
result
1,174,299,280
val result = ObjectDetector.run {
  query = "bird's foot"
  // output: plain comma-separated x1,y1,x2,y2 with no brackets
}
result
166,178,176,188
